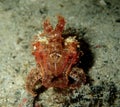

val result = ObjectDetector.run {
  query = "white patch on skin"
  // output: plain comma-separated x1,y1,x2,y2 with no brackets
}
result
36,31,49,44
33,46,36,51
37,31,42,35
65,36,76,45
65,36,76,43
38,36,48,44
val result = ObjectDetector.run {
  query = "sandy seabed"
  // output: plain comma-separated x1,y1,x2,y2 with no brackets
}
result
0,0,120,107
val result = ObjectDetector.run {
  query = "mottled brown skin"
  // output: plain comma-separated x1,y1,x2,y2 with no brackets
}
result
26,16,86,96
